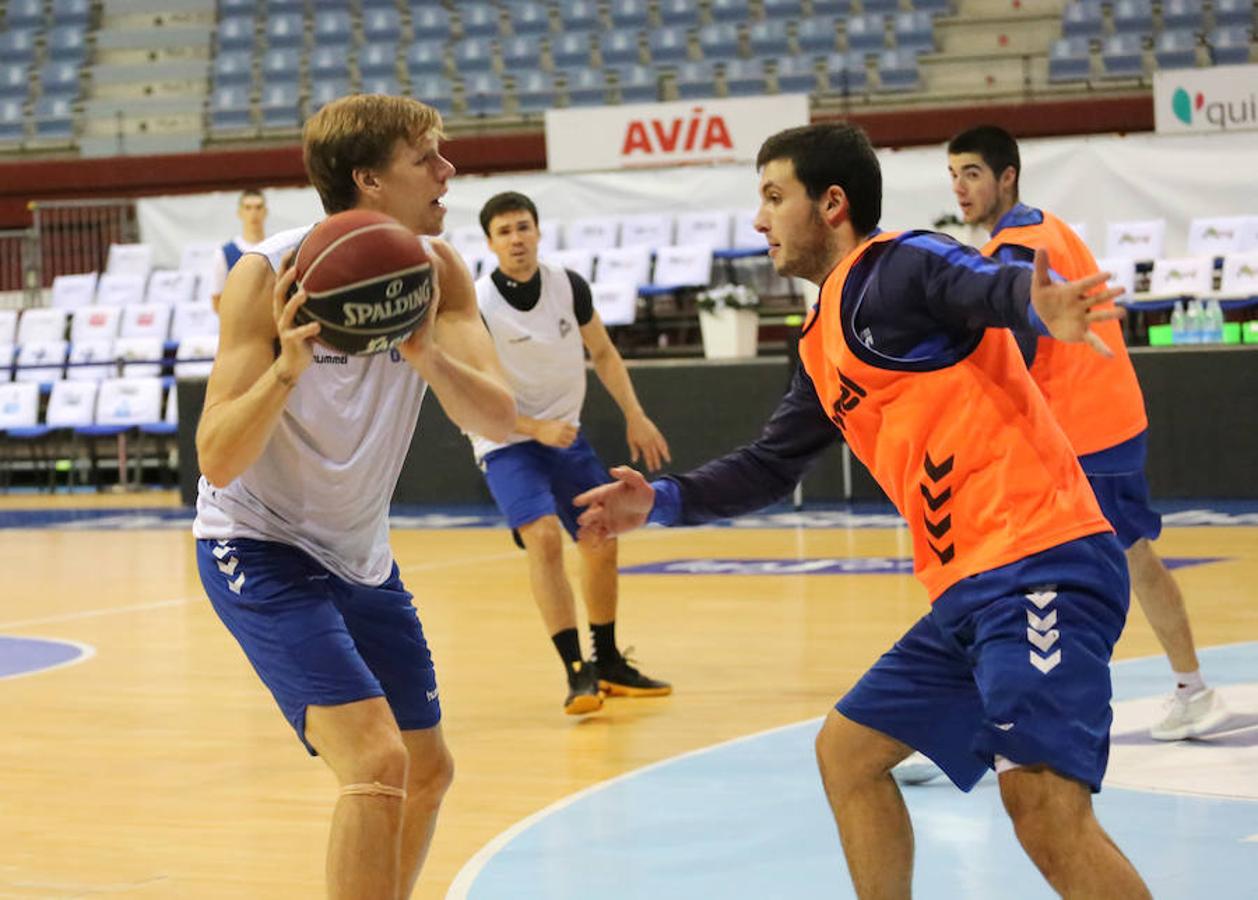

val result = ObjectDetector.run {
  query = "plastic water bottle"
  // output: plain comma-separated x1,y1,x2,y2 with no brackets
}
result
1184,298,1204,344
1170,300,1186,344
1203,298,1225,344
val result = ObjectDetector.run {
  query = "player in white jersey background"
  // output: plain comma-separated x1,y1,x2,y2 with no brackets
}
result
471,191,673,715
192,95,515,899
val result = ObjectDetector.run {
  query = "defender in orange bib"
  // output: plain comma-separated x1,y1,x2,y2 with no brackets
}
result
576,124,1151,899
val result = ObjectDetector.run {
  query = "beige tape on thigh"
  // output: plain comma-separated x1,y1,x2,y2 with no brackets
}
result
340,781,407,800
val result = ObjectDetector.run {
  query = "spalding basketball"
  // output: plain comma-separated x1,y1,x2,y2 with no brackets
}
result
292,209,433,356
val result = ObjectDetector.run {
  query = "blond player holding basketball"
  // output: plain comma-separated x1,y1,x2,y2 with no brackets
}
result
193,95,514,899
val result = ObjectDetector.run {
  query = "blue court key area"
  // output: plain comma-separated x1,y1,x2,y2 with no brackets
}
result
0,636,90,679
621,557,1226,576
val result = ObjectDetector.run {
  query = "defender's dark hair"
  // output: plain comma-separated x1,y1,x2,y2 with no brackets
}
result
755,124,882,235
479,191,539,235
947,125,1021,195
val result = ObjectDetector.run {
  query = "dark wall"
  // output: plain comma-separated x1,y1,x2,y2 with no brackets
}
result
178,346,1258,507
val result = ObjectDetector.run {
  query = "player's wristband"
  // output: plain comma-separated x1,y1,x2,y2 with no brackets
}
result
647,478,681,526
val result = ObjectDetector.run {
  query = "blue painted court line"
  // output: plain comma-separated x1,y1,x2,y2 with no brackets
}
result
450,643,1258,900
0,636,94,680
621,556,1226,576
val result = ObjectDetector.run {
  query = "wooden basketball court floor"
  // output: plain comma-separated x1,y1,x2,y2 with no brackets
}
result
1,490,1255,899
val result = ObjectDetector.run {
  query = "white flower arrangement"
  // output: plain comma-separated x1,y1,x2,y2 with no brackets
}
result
694,283,761,313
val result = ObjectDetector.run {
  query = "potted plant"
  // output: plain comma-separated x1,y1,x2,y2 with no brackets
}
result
695,283,760,359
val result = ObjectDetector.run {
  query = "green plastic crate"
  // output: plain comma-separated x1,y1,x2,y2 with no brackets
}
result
1223,322,1241,344
1244,321,1258,344
1147,323,1174,346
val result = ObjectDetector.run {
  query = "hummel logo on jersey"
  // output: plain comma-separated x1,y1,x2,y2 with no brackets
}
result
558,318,572,338
827,369,866,431
313,352,348,365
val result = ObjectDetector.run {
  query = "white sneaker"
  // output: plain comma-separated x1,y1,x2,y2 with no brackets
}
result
1150,687,1230,741
892,751,944,785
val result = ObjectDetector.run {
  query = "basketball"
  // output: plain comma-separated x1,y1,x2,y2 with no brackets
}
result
292,209,433,356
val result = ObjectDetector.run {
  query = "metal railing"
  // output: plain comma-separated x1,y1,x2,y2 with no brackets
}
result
28,198,139,291
0,227,40,306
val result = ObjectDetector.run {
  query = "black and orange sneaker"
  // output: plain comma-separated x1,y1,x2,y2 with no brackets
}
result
595,650,672,698
563,660,604,715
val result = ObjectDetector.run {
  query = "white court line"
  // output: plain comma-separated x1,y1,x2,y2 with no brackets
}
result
0,637,96,682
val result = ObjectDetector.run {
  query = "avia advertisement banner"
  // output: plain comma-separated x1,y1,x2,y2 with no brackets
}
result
1154,64,1258,135
544,94,810,173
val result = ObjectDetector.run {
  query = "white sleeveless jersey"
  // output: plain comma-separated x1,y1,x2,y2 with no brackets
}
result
470,261,585,461
193,224,429,586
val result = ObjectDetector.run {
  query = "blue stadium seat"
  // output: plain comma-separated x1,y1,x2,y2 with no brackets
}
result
360,0,398,9
3,0,44,30
454,38,496,73
501,35,543,69
0,97,25,143
775,56,817,93
264,0,304,13
710,0,752,20
1207,25,1253,64
893,11,934,53
360,74,401,96
1160,0,1205,32
32,95,74,140
309,45,350,80
216,16,255,52
658,0,701,26
1154,29,1199,67
796,16,840,54
811,0,854,12
698,23,741,60
649,26,691,64
609,0,650,28
406,41,446,76
412,74,454,114
558,0,601,32
749,20,790,57
358,44,398,77
515,70,556,113
675,60,719,99
37,62,80,98
563,67,607,106
312,10,352,48
724,58,768,96
509,2,551,35
1048,36,1092,81
51,0,90,28
459,3,500,38
463,71,505,116
0,64,29,100
261,48,302,81
1112,0,1154,35
909,0,953,13
0,29,40,65
265,13,305,48
411,5,452,41
845,14,888,56
823,51,868,92
762,0,805,19
1099,33,1146,77
601,29,642,66
212,50,255,85
863,0,901,13
1211,0,1254,27
362,8,401,42
551,33,593,69
307,77,350,115
209,84,252,131
877,49,920,91
1061,0,1104,38
259,81,300,129
219,0,255,17
616,65,658,103
46,25,88,62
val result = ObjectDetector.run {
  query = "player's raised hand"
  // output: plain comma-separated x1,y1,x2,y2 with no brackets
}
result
574,466,655,544
626,412,671,472
272,251,321,382
1029,248,1125,357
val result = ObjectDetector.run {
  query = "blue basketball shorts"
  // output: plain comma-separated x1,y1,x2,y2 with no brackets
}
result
481,433,611,540
196,538,441,755
1087,469,1163,549
836,533,1130,793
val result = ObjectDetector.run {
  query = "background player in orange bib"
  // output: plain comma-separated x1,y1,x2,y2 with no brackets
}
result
577,124,1151,899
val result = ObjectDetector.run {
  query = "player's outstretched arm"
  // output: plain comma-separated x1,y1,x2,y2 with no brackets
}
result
574,466,655,543
1028,248,1125,356
399,240,516,442
197,253,321,487
581,311,671,471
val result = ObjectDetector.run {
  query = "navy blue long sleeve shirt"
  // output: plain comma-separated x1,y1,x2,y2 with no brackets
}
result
650,231,1040,526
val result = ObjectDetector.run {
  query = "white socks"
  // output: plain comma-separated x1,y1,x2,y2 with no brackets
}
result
1173,669,1206,698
